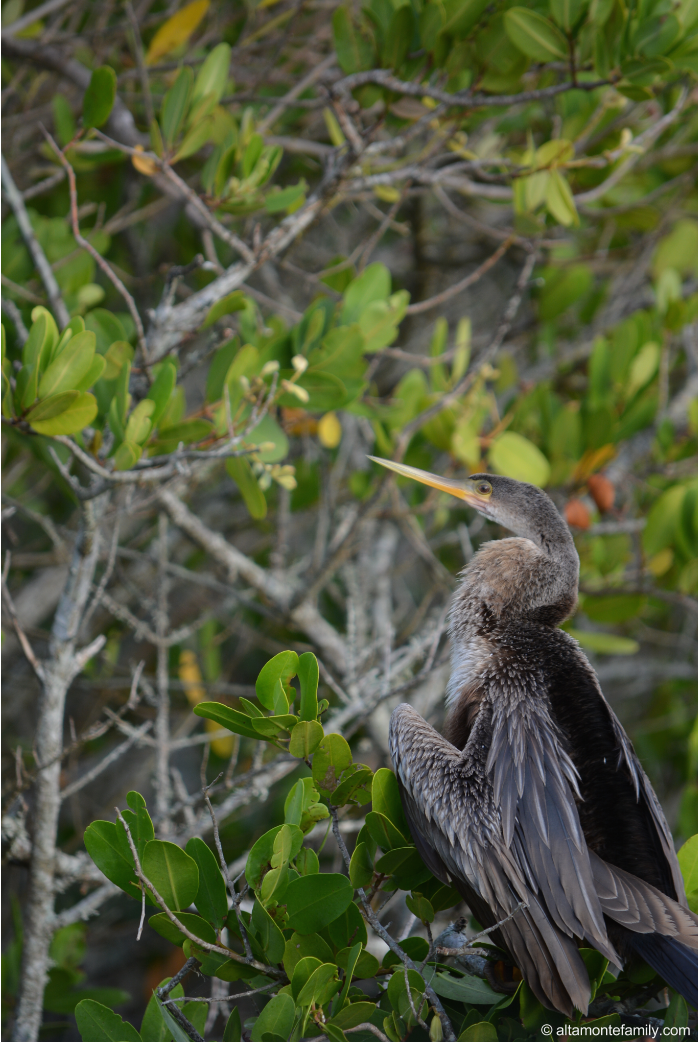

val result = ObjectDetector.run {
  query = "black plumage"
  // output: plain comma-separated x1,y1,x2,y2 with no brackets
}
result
371,458,698,1016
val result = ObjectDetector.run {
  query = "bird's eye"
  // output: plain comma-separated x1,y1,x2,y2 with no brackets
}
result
477,482,492,496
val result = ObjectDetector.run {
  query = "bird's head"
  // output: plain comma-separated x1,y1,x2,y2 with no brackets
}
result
369,457,574,555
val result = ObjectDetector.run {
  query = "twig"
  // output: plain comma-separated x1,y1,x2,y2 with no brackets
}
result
396,248,537,458
1,554,45,682
1,0,74,37
406,235,514,315
333,68,609,109
257,53,337,134
59,721,153,801
42,132,147,356
1,154,70,328
124,1,154,128
1,297,29,343
436,902,528,955
202,779,254,961
115,809,281,973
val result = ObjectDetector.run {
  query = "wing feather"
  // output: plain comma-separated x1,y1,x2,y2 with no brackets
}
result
390,700,620,1016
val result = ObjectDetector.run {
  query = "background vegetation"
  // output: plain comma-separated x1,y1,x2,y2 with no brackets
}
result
2,0,698,1038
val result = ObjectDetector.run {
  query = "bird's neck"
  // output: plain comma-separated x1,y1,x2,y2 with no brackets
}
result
450,530,579,636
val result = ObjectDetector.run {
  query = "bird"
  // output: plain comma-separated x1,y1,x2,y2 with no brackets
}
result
370,457,698,1017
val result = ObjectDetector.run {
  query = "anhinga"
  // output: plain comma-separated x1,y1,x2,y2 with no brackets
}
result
371,457,698,1016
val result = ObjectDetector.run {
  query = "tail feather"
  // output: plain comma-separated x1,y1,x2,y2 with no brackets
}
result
628,933,698,1010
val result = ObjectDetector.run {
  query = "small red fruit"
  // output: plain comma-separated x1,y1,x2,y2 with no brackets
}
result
565,499,591,529
587,473,615,513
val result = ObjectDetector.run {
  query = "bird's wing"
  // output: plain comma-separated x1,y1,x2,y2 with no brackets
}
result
390,697,620,1017
572,648,688,908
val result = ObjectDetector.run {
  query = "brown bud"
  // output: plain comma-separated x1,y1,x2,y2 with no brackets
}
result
565,498,591,529
587,473,615,513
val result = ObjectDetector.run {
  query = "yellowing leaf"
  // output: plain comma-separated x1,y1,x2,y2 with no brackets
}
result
131,145,158,176
318,412,342,449
179,650,233,757
145,0,209,65
546,169,579,227
323,107,345,147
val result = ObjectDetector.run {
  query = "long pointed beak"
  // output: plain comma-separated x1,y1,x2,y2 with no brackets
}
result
369,456,476,503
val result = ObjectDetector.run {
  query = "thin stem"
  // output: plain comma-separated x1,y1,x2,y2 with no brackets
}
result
1,154,70,327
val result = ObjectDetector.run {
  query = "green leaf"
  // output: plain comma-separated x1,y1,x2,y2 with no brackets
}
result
341,263,391,324
205,338,239,402
382,6,413,70
284,932,334,977
38,330,96,398
141,979,184,1042
504,7,568,59
440,0,490,37
334,941,363,1013
291,956,323,1000
193,701,260,739
83,66,117,130
161,66,193,147
112,440,142,471
331,764,373,807
349,842,374,888
23,306,57,372
489,431,551,487
312,733,352,797
566,630,639,655
203,291,247,328
226,456,267,520
147,361,177,429
405,891,434,922
83,820,144,902
376,847,431,888
250,993,295,1042
549,0,587,31
245,412,289,464
75,353,106,392
25,390,79,423
297,962,339,1007
328,900,367,949
192,42,231,108
289,720,324,758
332,6,375,73
154,995,196,1042
371,768,409,836
28,391,97,436
677,834,698,896
431,971,502,1005
546,169,579,228
246,825,303,891
364,811,408,851
185,837,228,929
459,1024,498,1042
123,791,154,862
298,652,320,721
141,840,199,910
154,418,212,443
147,911,216,946
125,399,155,446
256,651,299,711
284,873,354,934
382,937,430,967
330,1002,377,1029
265,181,307,214
75,999,142,1042
250,899,285,964
101,340,132,382
223,1008,242,1042
665,990,689,1030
